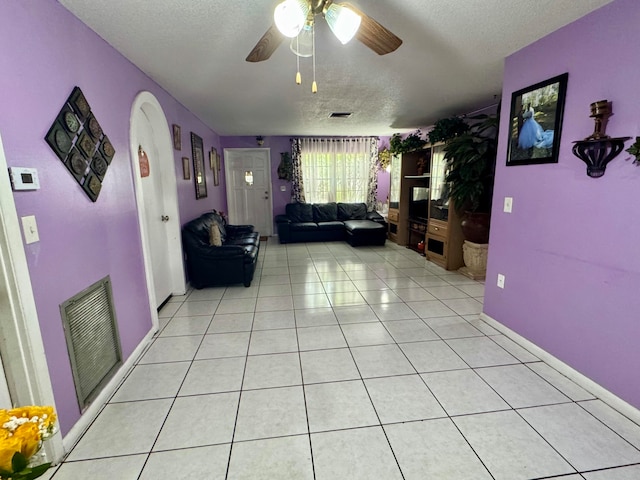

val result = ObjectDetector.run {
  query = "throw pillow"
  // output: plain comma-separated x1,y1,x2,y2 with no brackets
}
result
209,223,222,246
313,202,338,222
337,203,367,220
286,202,313,223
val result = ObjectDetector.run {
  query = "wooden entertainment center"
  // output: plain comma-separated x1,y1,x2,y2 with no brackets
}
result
387,144,464,270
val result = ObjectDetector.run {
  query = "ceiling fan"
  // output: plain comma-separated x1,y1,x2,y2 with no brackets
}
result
246,0,403,63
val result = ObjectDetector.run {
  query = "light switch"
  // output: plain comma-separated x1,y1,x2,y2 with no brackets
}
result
280,185,287,192
497,273,505,289
503,197,513,213
21,215,39,244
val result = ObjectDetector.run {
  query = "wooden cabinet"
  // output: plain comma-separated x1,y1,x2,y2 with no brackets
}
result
387,149,431,246
424,145,463,270
386,143,463,270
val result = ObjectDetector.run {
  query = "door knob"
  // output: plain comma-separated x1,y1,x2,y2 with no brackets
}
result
161,215,169,222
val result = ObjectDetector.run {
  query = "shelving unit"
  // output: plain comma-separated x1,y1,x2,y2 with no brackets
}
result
424,144,464,270
387,149,431,246
387,143,464,270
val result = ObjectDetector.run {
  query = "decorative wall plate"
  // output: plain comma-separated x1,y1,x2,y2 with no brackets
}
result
91,152,108,180
99,136,115,163
61,107,81,134
45,121,73,162
65,147,88,181
82,172,102,202
86,113,103,140
77,131,96,158
69,86,91,121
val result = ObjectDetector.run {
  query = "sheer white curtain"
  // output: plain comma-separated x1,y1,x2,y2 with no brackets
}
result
299,137,376,205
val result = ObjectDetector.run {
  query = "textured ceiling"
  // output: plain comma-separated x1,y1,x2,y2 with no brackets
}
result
58,0,613,136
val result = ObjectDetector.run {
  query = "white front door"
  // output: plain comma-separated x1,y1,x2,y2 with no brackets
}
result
224,149,273,236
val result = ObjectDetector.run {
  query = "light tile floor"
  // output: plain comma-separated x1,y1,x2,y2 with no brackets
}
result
47,241,640,479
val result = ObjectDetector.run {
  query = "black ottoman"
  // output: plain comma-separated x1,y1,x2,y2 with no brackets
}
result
343,220,387,246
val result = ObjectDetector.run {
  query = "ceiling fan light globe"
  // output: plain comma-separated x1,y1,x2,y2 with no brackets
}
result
290,24,314,57
274,0,309,38
324,3,361,44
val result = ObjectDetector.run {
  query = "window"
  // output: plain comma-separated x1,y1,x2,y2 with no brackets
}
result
299,137,375,204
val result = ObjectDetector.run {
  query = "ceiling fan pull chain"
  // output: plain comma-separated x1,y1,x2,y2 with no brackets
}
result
296,34,302,85
312,21,318,93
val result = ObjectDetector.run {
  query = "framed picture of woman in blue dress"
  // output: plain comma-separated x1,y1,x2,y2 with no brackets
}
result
506,73,568,166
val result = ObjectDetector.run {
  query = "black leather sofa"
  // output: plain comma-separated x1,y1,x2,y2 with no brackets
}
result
275,202,387,246
182,211,260,288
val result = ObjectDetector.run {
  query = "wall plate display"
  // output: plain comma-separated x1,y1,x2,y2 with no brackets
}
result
45,86,115,202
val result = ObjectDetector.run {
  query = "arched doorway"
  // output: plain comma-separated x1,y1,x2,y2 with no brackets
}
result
129,92,185,324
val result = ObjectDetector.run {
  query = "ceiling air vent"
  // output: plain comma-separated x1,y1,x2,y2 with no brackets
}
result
329,112,352,118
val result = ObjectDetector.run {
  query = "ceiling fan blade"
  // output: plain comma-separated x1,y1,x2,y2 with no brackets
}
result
246,25,285,62
343,3,402,55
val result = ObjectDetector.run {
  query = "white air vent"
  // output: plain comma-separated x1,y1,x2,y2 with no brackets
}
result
60,276,122,411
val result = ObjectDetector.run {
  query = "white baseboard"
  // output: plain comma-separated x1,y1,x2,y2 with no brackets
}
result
61,327,157,454
480,313,640,426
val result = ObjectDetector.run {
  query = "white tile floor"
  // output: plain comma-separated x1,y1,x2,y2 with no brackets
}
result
47,241,640,479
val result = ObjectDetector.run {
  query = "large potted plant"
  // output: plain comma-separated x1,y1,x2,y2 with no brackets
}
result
443,114,498,278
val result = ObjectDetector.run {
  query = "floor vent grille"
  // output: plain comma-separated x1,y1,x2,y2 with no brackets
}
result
60,276,122,411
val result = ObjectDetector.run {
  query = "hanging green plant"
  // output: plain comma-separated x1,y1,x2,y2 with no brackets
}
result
389,130,427,154
378,147,391,170
428,117,470,144
277,151,293,181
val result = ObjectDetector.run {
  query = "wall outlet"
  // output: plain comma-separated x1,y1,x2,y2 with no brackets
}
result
497,273,505,289
503,197,513,213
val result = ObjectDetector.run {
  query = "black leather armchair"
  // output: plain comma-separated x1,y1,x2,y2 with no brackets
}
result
182,211,260,288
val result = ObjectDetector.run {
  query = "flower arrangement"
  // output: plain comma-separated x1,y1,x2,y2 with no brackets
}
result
0,406,57,480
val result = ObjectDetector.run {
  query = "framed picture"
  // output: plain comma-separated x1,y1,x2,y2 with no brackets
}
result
172,124,181,150
182,157,190,180
210,147,218,169
190,132,207,199
506,73,568,166
210,149,219,186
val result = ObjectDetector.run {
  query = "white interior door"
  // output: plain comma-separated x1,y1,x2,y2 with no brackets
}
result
224,149,272,236
136,111,173,307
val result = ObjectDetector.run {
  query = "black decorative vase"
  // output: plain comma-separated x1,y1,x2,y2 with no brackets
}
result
461,212,490,244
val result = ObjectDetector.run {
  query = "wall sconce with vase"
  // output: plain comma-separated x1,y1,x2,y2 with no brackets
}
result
571,100,630,177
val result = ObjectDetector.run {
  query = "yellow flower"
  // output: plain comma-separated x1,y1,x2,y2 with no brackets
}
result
13,422,41,459
0,436,23,473
0,410,10,427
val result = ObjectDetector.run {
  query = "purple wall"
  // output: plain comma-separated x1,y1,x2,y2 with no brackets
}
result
0,0,222,434
484,0,640,408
